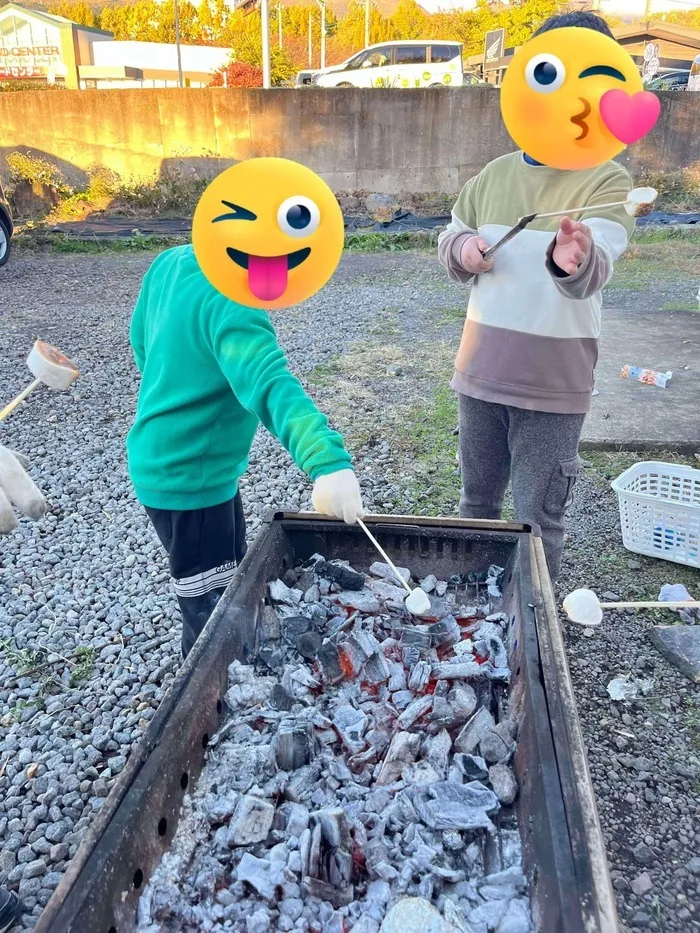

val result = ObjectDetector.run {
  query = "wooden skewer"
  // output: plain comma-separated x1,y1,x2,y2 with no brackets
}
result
535,198,633,219
0,378,42,422
357,518,413,595
599,600,700,610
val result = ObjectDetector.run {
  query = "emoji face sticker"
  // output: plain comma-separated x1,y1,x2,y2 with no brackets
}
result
500,27,661,171
192,158,344,310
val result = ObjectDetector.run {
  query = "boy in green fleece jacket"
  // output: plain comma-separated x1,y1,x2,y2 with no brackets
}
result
127,244,363,657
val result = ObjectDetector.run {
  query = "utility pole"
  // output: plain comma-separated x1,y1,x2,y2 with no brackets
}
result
308,10,313,66
644,0,652,20
173,0,184,88
261,0,271,88
316,0,325,69
278,0,282,48
364,0,370,48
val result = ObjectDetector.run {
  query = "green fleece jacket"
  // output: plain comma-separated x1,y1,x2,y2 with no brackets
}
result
127,245,351,510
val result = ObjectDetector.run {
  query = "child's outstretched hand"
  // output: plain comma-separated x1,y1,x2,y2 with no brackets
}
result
312,469,364,524
553,217,592,275
459,236,494,275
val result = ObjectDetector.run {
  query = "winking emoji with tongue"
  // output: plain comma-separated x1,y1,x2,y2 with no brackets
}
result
126,157,363,660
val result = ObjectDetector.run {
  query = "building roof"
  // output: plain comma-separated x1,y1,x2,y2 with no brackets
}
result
613,20,700,50
0,2,112,36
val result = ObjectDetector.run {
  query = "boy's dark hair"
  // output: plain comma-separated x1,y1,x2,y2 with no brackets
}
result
533,11,615,40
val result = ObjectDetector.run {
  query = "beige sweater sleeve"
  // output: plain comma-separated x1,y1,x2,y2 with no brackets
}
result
438,176,479,285
545,164,635,300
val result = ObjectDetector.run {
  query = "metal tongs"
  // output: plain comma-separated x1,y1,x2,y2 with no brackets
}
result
481,187,658,261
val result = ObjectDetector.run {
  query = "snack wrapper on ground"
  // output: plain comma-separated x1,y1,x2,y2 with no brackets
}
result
621,365,672,388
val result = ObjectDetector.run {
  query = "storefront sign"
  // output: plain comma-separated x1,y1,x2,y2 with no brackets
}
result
0,44,64,79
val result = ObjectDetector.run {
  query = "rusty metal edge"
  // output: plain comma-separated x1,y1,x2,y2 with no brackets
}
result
529,537,621,933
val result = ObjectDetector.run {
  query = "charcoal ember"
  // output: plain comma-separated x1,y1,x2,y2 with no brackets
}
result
228,795,276,846
317,641,345,684
274,721,313,771
376,732,421,785
296,630,322,660
260,604,281,642
204,790,239,824
496,898,531,933
443,830,464,852
303,583,320,604
332,704,369,752
431,660,485,681
334,590,381,613
281,665,319,699
303,875,354,908
268,683,295,712
480,724,515,765
352,629,382,657
338,637,372,676
402,646,420,667
285,763,321,802
282,615,314,644
419,574,437,594
469,899,509,929
427,616,461,648
411,780,499,832
368,578,409,605
387,661,407,692
402,628,432,650
455,708,495,755
366,727,391,754
408,660,431,692
228,660,256,685
453,638,474,657
402,760,441,785
449,683,478,720
258,646,285,672
425,729,452,779
391,690,414,710
474,633,508,670
454,754,489,782
316,560,366,591
435,581,448,597
370,561,411,584
363,651,391,685
429,695,453,728
273,802,310,837
269,579,302,606
237,852,287,900
397,695,433,729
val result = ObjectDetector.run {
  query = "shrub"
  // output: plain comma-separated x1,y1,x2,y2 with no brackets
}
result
6,151,65,189
210,61,264,88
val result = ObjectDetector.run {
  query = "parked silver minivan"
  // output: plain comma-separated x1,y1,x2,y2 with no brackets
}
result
0,179,12,268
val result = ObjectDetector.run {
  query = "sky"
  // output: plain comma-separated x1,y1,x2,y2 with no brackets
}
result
419,0,700,16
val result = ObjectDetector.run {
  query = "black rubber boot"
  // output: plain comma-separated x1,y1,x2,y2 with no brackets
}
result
0,888,22,933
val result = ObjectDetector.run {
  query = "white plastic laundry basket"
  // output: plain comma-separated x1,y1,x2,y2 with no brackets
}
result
611,461,700,569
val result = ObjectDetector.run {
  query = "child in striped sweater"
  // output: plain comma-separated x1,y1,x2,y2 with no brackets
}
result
439,12,636,579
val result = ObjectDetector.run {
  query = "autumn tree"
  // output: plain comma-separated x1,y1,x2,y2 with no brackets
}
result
48,0,96,27
390,0,428,40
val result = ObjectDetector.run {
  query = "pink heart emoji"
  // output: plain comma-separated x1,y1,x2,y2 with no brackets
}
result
600,89,661,145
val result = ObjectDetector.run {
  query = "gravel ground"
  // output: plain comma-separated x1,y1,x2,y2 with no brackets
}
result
1,248,698,932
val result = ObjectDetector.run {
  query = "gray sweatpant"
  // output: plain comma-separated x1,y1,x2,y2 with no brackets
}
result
458,394,585,580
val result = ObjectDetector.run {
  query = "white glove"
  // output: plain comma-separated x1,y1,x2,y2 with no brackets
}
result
311,469,364,524
0,446,46,534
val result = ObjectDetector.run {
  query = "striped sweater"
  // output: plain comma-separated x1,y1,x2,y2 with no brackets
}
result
438,152,635,414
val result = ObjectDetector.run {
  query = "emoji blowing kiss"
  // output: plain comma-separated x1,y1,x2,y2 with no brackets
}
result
192,158,344,309
500,26,661,171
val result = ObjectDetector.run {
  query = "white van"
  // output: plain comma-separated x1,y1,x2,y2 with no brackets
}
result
312,41,463,89
689,54,700,91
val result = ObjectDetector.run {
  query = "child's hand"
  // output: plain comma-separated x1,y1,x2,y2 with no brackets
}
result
460,236,494,275
552,217,592,275
312,469,364,524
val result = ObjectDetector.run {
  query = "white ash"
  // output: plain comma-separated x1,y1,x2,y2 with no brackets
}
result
137,558,533,932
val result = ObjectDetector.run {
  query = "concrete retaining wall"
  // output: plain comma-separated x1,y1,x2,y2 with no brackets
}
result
0,87,698,193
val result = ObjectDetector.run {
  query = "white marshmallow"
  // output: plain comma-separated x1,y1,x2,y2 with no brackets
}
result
404,588,431,617
562,588,603,627
27,340,79,391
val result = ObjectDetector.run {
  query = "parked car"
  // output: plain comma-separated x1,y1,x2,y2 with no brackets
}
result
295,70,317,87
644,69,690,91
689,54,700,91
311,41,463,89
0,180,12,268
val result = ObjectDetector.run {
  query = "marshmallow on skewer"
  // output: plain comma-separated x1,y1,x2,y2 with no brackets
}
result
563,589,603,627
0,341,79,423
624,186,658,217
27,340,80,390
404,587,432,616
